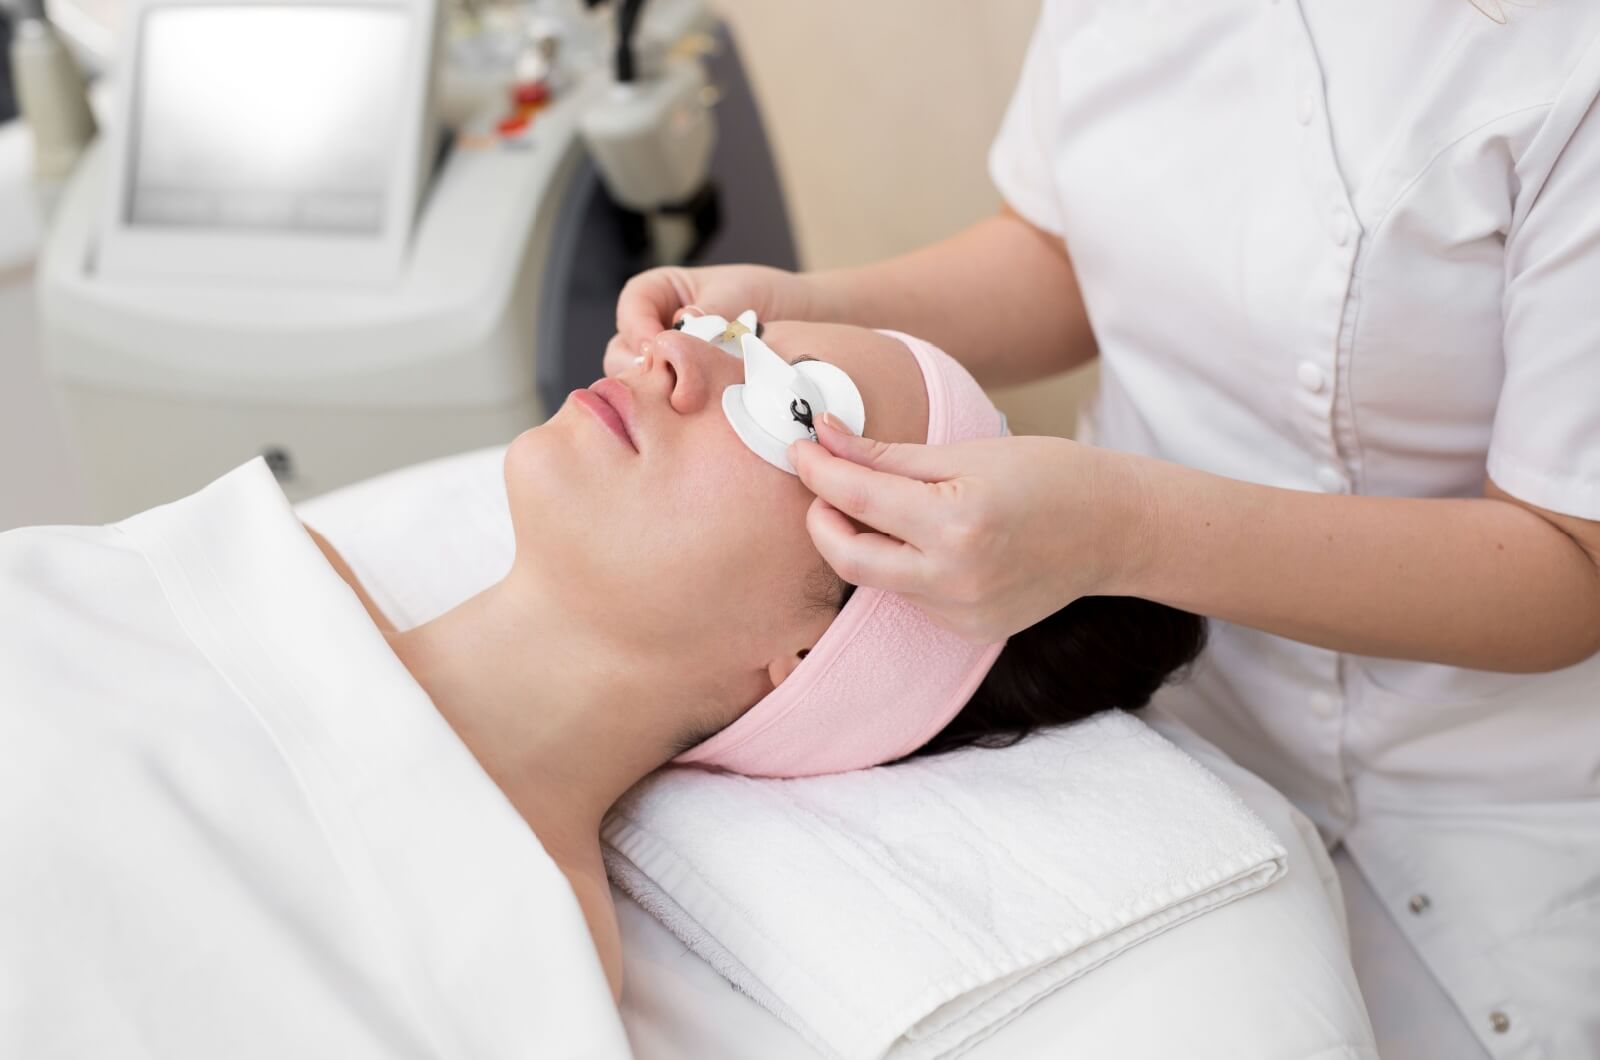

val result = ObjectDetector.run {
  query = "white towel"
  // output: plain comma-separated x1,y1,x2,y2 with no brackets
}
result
601,710,1288,1060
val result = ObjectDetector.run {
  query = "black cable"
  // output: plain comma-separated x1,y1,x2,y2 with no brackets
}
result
614,0,645,83
0,11,15,126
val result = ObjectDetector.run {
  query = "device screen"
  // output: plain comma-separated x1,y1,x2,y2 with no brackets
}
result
127,4,411,235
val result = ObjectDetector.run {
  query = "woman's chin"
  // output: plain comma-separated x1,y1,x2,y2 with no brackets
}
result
503,416,604,551
503,424,539,489
504,423,565,520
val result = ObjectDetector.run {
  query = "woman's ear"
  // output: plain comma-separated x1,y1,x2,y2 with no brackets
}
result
764,603,833,690
765,646,812,690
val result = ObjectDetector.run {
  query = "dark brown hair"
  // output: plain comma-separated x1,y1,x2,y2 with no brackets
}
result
669,585,1208,763
906,594,1207,760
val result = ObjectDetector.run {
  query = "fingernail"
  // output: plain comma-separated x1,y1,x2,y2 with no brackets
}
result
787,441,801,464
640,339,653,354
632,355,645,366
820,412,850,434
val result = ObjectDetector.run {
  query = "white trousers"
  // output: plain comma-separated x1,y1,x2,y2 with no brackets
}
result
1335,847,1490,1060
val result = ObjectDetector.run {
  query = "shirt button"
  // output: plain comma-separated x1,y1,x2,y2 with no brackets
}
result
1296,361,1326,393
1296,91,1315,125
1331,209,1352,247
1310,692,1337,718
1490,1011,1511,1034
1316,465,1347,493
1408,893,1431,915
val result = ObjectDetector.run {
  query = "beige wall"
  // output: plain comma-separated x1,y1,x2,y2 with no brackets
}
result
711,0,1096,437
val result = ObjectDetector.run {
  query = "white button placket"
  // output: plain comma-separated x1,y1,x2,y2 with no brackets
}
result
1272,2,1362,504
1270,1,1360,834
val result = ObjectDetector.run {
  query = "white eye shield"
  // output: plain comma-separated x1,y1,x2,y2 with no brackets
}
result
675,310,867,474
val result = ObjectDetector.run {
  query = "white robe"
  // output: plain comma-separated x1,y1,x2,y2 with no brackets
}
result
0,459,630,1059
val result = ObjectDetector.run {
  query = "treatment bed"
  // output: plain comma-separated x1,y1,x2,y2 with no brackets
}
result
297,445,1379,1059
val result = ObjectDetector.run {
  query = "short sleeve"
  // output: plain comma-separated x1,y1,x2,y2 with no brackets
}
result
988,3,1068,238
1488,81,1600,520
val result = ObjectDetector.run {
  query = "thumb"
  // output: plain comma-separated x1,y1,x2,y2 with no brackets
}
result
616,269,692,352
814,413,955,483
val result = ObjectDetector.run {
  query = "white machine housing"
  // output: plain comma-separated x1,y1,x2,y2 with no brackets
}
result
40,91,594,517
96,0,442,287
34,0,800,522
578,57,714,211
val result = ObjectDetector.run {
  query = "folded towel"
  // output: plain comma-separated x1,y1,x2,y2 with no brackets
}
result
602,710,1288,1060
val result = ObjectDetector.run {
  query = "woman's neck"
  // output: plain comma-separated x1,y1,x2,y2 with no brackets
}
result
385,567,687,853
309,527,662,999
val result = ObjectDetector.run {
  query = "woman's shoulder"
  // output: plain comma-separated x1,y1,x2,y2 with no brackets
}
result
548,843,625,1004
302,521,396,633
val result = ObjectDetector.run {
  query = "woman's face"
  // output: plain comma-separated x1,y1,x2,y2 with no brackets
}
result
504,321,929,716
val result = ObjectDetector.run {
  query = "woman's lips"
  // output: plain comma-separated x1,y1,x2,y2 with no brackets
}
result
573,379,638,451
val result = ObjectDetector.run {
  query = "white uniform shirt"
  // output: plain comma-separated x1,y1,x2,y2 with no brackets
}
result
990,2,1600,1056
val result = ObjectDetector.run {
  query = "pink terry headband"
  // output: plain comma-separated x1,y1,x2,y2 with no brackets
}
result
671,330,1009,778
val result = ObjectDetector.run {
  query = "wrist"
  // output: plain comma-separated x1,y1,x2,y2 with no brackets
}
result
1092,447,1169,600
802,267,866,325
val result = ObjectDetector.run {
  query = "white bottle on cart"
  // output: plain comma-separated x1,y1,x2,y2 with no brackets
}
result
8,0,97,213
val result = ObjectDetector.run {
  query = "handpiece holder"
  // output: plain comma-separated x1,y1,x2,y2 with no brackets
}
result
577,0,718,261
9,0,98,192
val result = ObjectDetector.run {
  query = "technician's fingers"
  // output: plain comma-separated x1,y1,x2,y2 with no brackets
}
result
810,498,993,639
616,268,693,352
813,415,959,483
805,497,931,595
790,439,946,546
602,334,641,378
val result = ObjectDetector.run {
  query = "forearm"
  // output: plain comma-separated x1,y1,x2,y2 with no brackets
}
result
808,210,1096,387
1119,459,1600,672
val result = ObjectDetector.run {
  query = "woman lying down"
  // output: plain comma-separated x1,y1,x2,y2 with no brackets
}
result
0,319,1203,1057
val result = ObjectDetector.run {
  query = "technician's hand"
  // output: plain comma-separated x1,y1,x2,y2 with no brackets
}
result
603,264,827,377
789,418,1155,642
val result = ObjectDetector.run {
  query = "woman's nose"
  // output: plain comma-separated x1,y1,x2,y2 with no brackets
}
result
642,329,735,414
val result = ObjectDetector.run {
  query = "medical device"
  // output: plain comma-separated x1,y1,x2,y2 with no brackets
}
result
35,0,796,519
576,0,715,264
96,0,439,286
677,309,866,473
